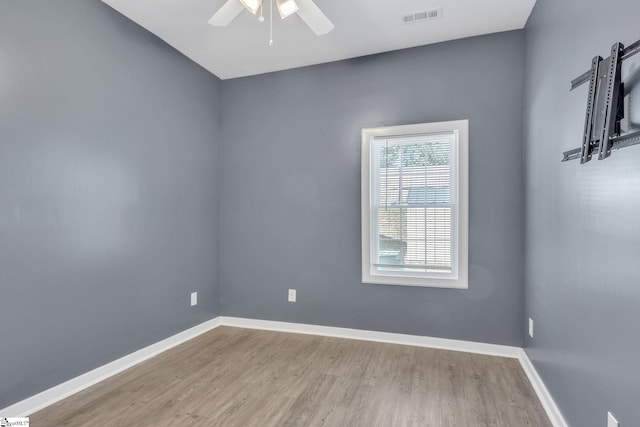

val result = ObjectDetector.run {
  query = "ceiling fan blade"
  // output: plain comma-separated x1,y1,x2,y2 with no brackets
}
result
296,0,334,35
208,0,244,27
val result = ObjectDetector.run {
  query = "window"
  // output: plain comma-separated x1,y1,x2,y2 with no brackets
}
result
361,120,468,288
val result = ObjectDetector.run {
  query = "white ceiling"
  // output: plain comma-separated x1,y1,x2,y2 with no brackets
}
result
101,0,537,80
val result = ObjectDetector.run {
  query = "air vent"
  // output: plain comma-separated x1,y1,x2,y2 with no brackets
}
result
402,7,443,24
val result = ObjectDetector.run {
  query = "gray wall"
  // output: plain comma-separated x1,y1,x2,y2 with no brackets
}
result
524,0,640,426
0,0,221,408
219,31,526,346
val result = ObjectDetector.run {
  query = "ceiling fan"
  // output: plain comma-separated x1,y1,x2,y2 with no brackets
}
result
208,0,334,37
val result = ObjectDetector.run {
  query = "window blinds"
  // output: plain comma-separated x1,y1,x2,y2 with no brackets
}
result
371,132,457,275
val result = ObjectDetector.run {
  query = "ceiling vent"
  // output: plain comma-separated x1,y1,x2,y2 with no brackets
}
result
402,7,443,24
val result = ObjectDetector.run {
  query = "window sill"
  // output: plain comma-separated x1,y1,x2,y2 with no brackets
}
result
362,273,468,289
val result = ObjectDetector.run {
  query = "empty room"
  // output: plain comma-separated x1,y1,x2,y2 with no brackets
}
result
1,0,638,426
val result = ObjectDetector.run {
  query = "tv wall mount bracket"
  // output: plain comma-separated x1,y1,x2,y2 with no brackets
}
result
562,39,640,163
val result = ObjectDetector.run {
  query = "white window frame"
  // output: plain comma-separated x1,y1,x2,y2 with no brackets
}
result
361,120,469,289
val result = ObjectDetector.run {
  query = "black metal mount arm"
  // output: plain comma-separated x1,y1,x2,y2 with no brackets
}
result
562,39,640,163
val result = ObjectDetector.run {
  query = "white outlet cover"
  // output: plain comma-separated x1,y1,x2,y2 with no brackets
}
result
608,412,619,427
288,289,296,302
190,292,197,306
528,318,534,338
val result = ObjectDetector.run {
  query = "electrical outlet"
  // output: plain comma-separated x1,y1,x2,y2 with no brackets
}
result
608,412,619,427
190,292,198,306
529,318,534,338
288,289,296,302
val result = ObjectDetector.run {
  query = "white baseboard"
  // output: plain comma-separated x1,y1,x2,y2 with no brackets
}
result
517,349,568,427
1,315,568,427
219,316,522,358
0,317,222,417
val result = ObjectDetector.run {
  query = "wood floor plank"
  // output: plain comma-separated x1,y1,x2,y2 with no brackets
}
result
31,326,552,426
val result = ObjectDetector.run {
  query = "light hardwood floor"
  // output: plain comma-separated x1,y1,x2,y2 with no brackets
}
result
31,326,551,426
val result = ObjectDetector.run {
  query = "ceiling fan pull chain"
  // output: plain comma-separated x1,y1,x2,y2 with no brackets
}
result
269,0,274,46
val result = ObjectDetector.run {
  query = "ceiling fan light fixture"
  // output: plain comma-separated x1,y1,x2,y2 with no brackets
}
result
239,0,263,14
276,0,299,19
